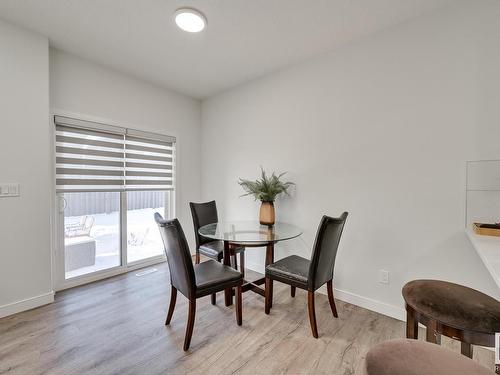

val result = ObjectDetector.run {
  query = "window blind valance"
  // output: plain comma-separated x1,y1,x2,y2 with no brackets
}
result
55,115,175,192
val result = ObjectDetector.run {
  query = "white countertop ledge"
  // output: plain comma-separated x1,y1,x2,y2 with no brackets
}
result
466,228,500,289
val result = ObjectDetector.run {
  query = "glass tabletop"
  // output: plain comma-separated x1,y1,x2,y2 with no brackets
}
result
199,221,302,244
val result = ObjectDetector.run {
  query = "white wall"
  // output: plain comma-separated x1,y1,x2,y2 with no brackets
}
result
201,0,500,318
0,20,52,317
1,41,202,317
49,49,202,249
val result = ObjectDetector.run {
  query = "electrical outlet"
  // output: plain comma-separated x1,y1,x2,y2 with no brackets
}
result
379,270,389,284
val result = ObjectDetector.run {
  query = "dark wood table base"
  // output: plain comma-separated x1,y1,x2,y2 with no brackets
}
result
406,304,499,374
223,241,274,306
403,279,500,375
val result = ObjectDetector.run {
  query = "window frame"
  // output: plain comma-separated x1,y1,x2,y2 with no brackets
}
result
51,112,177,291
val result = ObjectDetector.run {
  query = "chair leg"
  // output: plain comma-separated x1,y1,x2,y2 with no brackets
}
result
406,306,418,340
461,342,473,358
211,293,216,305
195,251,200,264
269,280,273,309
235,285,242,326
165,286,177,325
183,300,196,351
326,280,338,318
308,291,319,338
239,251,245,278
291,286,296,298
265,277,273,314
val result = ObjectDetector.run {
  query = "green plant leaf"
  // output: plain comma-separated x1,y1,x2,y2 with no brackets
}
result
238,167,295,202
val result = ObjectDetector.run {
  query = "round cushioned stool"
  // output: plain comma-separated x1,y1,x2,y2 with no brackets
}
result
363,339,494,375
402,279,500,364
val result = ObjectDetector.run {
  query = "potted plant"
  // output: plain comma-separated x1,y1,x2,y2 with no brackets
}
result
238,168,294,226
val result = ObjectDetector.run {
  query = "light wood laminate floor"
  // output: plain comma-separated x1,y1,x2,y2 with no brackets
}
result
0,263,494,375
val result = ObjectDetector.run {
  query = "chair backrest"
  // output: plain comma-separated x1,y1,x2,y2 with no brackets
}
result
307,212,348,291
190,200,218,249
154,213,196,299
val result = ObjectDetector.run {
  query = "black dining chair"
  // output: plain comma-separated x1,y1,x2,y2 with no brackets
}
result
190,201,246,303
264,212,348,338
154,213,243,351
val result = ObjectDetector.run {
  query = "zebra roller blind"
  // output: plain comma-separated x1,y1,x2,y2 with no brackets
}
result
125,130,174,191
55,116,175,192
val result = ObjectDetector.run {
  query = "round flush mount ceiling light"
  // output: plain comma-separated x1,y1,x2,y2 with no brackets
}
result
174,8,207,33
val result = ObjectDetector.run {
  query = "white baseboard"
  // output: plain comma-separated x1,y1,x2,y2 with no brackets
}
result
0,291,55,319
1,264,405,323
245,261,406,322
317,285,406,322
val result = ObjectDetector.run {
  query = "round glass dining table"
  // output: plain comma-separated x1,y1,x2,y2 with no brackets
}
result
199,221,302,306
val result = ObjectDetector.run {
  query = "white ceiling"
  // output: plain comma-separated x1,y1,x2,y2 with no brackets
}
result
0,0,456,99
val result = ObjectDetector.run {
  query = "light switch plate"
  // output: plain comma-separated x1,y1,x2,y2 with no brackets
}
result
0,183,20,197
0,185,9,195
9,183,19,196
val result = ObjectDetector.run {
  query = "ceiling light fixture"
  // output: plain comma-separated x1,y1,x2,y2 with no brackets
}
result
174,8,207,33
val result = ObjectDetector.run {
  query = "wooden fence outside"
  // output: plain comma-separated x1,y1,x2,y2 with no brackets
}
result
64,191,166,216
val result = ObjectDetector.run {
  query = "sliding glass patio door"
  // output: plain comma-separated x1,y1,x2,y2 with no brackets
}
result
62,191,121,279
126,190,170,263
54,115,175,290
